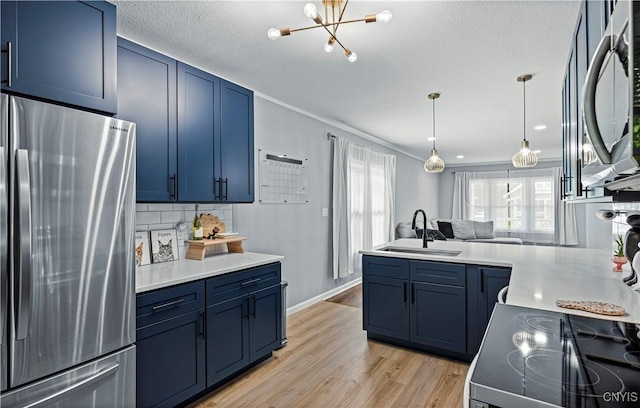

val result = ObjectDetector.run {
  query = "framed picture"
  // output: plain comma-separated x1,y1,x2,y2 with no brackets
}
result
150,229,179,263
134,231,151,266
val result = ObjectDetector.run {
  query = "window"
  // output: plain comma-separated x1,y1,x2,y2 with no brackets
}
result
468,171,556,243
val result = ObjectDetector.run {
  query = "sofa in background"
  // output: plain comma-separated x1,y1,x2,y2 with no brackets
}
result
394,220,522,245
429,218,523,245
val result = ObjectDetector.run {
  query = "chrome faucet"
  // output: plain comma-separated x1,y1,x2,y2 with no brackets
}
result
411,209,430,248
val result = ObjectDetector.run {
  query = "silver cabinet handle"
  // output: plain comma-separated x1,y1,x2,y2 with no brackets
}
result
25,363,119,408
151,298,185,311
0,146,6,343
582,34,613,164
15,149,31,340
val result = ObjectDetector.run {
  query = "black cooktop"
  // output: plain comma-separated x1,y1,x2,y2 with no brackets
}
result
470,304,640,408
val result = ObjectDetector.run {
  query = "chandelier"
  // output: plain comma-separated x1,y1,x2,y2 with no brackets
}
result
267,1,392,63
512,74,539,167
424,93,445,173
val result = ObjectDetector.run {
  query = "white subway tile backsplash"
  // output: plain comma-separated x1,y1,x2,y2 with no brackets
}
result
136,202,234,242
149,223,176,231
147,203,174,211
136,211,162,225
174,204,196,211
161,211,184,223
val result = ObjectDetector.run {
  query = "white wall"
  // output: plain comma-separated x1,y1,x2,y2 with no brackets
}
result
234,96,437,308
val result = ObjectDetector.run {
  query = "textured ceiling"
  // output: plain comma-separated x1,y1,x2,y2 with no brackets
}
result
113,0,581,165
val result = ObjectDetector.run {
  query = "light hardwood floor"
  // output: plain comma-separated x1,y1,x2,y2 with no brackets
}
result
190,285,469,408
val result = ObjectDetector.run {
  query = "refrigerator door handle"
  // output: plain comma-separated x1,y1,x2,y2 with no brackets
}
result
24,362,119,408
0,146,6,343
15,149,32,340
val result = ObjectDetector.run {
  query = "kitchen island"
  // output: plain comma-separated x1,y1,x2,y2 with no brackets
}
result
361,238,640,324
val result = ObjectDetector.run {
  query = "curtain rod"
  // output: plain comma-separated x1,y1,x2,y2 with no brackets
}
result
327,132,336,140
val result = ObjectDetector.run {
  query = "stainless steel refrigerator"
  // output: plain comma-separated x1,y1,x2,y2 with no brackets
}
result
0,94,136,407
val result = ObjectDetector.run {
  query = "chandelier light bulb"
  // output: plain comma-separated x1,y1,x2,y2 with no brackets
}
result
346,50,358,63
267,28,281,40
324,41,335,53
303,3,318,19
376,10,393,23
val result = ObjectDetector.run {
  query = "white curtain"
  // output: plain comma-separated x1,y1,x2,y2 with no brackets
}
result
332,136,350,279
551,167,579,246
452,172,469,219
332,135,396,279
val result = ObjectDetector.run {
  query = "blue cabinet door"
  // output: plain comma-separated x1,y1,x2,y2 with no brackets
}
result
410,282,466,353
206,295,250,387
477,267,511,330
586,0,606,62
177,62,221,202
136,310,206,408
220,80,254,202
1,1,116,113
117,38,177,202
249,285,282,361
362,276,410,340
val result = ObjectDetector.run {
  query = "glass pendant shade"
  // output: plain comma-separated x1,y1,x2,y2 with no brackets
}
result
512,140,538,167
512,74,537,168
424,149,445,172
424,93,445,173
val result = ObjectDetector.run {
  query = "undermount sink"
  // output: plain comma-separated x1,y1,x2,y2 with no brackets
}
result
378,246,461,257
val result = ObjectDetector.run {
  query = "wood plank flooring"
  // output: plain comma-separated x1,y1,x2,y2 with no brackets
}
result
189,284,468,408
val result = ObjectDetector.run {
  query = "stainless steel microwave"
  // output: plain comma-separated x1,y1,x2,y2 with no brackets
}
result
581,0,640,190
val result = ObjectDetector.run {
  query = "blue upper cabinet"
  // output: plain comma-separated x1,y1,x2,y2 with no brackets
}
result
177,62,221,202
1,1,117,114
220,80,254,203
117,38,177,202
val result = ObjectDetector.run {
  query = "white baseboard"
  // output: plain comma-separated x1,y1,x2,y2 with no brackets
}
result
286,277,362,316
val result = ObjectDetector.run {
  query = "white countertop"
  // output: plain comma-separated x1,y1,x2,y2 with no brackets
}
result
136,252,285,294
361,239,640,324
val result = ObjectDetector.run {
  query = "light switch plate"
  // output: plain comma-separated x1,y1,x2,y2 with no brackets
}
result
322,208,329,217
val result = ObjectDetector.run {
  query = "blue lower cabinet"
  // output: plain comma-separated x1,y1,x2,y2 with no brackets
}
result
362,276,410,340
136,310,206,408
477,267,511,333
410,282,466,353
206,284,282,387
249,284,282,360
206,295,250,386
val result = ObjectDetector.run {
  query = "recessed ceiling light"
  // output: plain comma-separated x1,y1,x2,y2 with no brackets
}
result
533,150,541,154
427,137,436,141
534,125,547,131
456,155,464,159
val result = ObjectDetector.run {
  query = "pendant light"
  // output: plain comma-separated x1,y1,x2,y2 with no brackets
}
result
512,74,538,167
424,93,445,173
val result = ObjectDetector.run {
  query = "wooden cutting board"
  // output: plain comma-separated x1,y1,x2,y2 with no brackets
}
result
201,214,225,238
555,300,626,316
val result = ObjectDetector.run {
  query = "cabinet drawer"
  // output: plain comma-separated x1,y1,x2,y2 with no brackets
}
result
410,260,466,286
362,255,409,280
206,263,281,305
136,281,205,328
